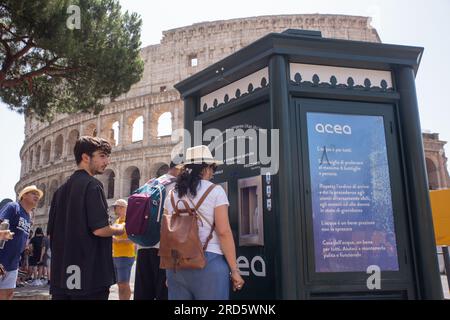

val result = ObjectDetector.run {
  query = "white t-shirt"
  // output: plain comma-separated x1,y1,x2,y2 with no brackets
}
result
137,174,176,250
163,180,229,255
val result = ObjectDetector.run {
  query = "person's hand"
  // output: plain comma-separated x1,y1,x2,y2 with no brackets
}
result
230,269,245,292
114,224,125,236
0,230,14,241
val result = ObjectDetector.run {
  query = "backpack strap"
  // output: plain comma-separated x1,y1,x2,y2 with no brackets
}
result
170,190,177,214
185,184,216,225
155,184,164,223
194,185,216,211
171,192,196,217
189,184,217,251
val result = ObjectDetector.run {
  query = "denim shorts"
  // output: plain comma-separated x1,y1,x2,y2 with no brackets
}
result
0,269,18,289
113,257,135,283
166,252,230,300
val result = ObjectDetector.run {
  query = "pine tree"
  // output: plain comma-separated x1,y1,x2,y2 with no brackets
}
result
0,0,144,121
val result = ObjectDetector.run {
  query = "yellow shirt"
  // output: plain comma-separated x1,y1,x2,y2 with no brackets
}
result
112,217,136,258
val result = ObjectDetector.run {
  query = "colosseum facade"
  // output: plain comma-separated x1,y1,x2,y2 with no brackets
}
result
423,133,450,190
14,14,448,230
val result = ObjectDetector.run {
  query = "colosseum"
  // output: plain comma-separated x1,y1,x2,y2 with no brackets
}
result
14,14,450,230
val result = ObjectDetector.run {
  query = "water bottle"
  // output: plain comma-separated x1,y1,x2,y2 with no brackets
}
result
0,219,10,249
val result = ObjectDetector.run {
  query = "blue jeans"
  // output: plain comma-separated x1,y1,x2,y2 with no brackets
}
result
166,252,230,300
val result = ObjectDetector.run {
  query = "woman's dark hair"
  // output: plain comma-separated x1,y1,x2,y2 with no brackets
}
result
74,136,112,165
35,227,43,235
175,163,212,198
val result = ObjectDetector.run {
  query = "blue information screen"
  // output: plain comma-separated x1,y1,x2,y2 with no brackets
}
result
307,112,399,273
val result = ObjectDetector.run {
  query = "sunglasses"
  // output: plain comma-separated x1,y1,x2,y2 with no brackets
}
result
209,164,217,172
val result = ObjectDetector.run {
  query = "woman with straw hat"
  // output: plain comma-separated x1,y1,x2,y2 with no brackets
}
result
163,145,244,300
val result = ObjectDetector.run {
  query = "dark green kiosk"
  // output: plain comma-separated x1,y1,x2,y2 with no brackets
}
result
174,29,442,299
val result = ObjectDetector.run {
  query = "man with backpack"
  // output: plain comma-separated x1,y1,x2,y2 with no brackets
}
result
133,161,180,300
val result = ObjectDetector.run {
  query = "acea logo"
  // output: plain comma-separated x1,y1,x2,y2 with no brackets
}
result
237,255,266,277
315,123,352,135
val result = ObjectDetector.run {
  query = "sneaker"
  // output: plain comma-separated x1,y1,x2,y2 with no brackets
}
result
31,279,42,286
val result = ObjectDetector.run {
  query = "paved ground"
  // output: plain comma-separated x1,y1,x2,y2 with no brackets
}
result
12,267,450,300
441,275,450,299
13,282,51,300
13,262,136,300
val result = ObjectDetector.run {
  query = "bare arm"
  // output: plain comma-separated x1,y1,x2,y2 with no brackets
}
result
40,239,48,261
40,246,45,261
214,205,245,291
93,225,125,237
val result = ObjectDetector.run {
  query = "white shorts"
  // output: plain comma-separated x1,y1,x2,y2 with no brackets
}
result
0,269,18,289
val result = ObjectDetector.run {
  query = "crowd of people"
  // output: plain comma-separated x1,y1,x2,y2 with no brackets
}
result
0,136,244,300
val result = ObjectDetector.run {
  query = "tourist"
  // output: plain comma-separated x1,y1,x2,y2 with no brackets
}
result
47,136,124,300
0,185,42,300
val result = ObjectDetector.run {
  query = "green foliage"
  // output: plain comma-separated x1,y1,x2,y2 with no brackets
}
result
0,0,144,121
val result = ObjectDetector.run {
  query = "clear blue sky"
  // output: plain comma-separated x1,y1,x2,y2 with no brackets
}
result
1,0,449,200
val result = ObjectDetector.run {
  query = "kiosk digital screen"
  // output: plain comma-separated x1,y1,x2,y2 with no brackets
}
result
307,112,399,273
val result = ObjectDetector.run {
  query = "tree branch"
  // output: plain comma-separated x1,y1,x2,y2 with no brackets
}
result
0,37,12,57
0,58,80,89
0,39,34,83
11,41,34,61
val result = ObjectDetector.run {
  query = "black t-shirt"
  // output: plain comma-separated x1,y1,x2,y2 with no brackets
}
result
30,235,44,260
47,169,115,296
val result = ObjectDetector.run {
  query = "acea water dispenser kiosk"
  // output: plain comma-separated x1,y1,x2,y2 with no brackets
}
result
175,29,442,299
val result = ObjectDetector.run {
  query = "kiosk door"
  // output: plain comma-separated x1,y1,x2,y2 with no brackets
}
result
294,98,417,299
202,102,277,299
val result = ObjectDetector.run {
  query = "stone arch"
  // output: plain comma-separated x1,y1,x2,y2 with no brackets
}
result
156,164,169,177
43,140,51,164
123,166,141,196
29,149,34,172
132,116,144,142
47,179,59,207
54,134,64,160
35,145,41,168
124,113,144,145
111,121,120,146
426,157,440,190
67,129,80,157
157,112,173,137
149,161,170,178
98,169,116,199
84,123,97,137
101,118,120,146
21,154,26,176
37,183,46,208
107,170,116,199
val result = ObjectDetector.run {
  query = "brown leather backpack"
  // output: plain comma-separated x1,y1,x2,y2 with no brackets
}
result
159,184,216,271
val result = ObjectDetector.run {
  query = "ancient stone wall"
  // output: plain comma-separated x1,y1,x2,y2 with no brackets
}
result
16,14,383,229
423,133,450,190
